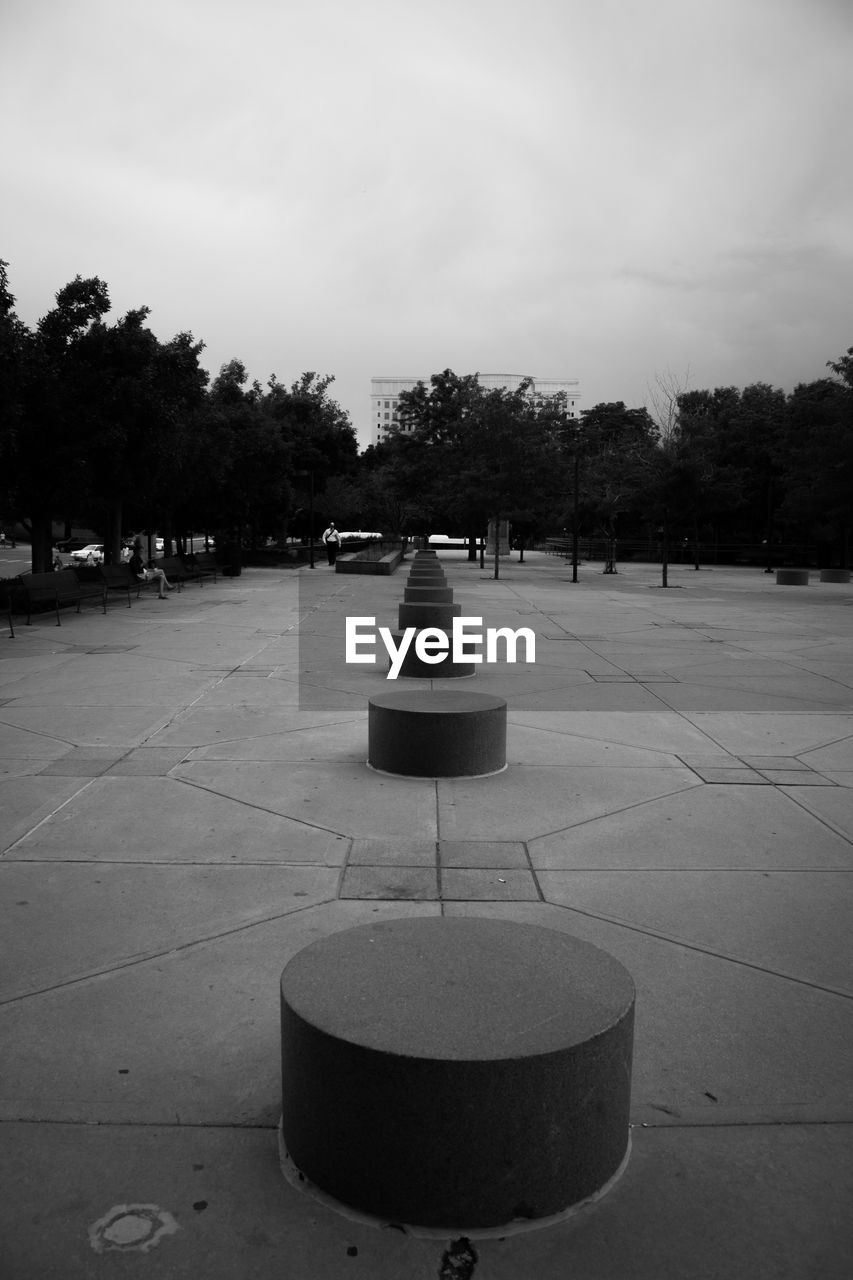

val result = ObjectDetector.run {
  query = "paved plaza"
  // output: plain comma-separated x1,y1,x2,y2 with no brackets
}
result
1,550,852,1278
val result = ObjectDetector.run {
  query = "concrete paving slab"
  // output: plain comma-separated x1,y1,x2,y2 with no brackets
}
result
10,776,347,863
104,746,196,775
145,706,363,747
0,862,340,999
757,768,835,785
0,900,439,1125
0,719,78,759
507,725,680,767
437,765,699,841
3,555,853,1277
688,765,769,783
186,719,369,762
339,866,439,899
38,746,129,775
647,681,853,712
493,681,671,711
349,838,437,865
472,1124,853,1280
439,840,528,868
528,784,853,869
800,736,853,770
537,869,853,992
0,704,176,744
508,709,725,754
683,711,853,755
0,775,92,852
175,760,438,839
778,783,853,841
443,902,853,1121
440,868,540,900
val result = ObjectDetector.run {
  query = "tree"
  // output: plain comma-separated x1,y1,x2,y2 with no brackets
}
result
179,359,291,550
62,307,208,563
18,275,111,570
393,370,567,578
0,262,28,539
567,402,658,574
779,366,852,565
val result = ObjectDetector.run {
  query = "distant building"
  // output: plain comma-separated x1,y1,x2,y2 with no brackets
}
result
370,374,581,446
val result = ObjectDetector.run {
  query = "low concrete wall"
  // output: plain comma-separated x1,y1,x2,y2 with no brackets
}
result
336,548,404,576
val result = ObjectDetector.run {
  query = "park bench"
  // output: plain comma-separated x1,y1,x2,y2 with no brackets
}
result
15,569,105,625
158,555,203,590
74,563,137,608
184,550,219,582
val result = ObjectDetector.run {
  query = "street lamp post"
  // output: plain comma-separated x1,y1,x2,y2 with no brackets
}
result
571,450,580,583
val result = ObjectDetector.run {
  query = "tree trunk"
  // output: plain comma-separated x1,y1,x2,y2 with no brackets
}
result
106,499,122,566
30,511,54,573
493,512,500,580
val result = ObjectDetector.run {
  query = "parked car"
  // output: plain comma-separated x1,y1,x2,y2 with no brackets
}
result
70,544,104,563
55,538,90,553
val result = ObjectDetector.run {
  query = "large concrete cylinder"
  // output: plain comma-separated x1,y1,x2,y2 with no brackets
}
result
368,689,506,777
398,600,461,631
281,917,635,1229
403,585,453,603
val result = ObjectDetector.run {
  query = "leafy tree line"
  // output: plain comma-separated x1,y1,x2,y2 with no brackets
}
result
0,263,358,571
338,354,852,576
4,261,848,576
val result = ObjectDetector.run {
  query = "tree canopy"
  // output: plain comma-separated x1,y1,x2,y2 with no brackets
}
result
0,263,357,570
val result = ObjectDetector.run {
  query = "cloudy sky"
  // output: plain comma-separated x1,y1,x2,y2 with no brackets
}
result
3,0,851,449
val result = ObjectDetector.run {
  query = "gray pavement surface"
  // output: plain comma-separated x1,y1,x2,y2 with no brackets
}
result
1,550,852,1278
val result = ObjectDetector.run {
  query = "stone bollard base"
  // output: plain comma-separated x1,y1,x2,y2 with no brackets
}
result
368,689,505,776
280,918,635,1230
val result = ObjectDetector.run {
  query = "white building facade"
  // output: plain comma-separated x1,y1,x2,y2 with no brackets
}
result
370,374,581,446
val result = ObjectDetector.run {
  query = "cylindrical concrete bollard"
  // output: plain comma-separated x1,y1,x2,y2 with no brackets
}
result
281,917,635,1229
398,600,461,631
819,568,851,583
408,562,446,575
403,585,453,603
368,689,506,776
776,569,809,585
384,630,476,679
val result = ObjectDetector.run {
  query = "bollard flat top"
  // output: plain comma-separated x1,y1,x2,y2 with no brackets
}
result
281,917,634,1061
368,689,506,714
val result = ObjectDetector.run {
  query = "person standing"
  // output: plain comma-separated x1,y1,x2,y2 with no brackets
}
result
322,521,341,566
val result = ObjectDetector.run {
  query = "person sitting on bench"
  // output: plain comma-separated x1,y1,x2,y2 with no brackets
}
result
128,544,176,599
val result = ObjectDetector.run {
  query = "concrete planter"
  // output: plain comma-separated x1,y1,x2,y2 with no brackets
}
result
775,569,809,585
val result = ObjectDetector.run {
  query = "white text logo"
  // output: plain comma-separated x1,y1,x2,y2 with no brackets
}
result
346,616,536,679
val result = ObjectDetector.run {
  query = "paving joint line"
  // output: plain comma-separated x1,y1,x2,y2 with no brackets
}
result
0,896,341,1007
548,902,853,1000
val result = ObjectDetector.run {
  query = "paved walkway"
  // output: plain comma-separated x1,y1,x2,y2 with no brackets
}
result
1,552,851,1278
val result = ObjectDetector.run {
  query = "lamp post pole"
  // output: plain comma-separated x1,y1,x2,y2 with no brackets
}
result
571,450,580,583
308,470,315,569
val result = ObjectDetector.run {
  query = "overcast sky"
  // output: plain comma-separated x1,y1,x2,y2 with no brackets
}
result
3,0,851,449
